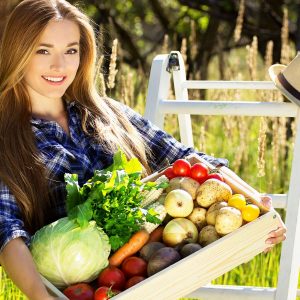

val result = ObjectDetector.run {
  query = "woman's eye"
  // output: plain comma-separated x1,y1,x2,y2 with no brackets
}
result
36,49,48,54
66,48,78,54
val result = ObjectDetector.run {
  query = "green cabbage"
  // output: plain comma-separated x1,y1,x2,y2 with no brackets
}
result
30,217,110,288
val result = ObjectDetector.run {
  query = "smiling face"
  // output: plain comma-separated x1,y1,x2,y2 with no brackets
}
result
23,19,80,106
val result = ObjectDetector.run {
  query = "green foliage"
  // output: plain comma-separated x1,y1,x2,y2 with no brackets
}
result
65,149,161,250
84,4,98,18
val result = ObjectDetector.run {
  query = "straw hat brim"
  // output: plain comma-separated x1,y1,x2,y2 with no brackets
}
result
268,64,300,106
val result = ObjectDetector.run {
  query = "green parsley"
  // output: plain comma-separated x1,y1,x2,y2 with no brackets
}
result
65,150,165,251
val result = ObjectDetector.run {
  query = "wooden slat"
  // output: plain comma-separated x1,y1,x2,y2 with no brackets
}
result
41,275,68,299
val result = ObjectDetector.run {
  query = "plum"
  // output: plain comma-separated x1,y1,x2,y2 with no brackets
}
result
180,243,202,258
147,247,181,276
139,242,165,262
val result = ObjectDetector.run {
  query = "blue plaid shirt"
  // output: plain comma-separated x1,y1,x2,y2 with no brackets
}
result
0,100,228,252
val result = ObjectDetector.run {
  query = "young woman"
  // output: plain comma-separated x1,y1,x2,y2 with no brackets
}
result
0,0,286,299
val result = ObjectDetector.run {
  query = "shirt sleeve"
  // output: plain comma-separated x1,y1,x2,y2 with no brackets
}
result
117,101,229,171
0,181,30,253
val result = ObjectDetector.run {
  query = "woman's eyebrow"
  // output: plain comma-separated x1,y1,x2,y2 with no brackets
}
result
38,42,79,47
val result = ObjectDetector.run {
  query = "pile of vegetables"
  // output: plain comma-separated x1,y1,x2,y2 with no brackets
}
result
161,159,262,247
32,155,261,300
30,150,167,289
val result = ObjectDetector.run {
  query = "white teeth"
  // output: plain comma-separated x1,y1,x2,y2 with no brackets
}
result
43,76,64,82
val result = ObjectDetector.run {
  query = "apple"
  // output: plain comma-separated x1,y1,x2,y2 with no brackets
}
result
164,189,193,217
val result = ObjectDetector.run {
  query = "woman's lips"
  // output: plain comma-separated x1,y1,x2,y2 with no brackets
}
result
42,76,67,86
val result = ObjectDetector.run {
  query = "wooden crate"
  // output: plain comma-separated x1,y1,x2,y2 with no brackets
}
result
45,153,282,299
42,275,68,299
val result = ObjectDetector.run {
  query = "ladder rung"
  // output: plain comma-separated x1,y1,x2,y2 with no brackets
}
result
186,285,300,299
159,100,297,117
182,80,277,90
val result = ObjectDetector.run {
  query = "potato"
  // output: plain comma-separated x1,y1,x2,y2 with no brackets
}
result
215,206,243,235
196,179,232,207
198,225,220,246
187,207,207,230
166,177,200,199
206,201,228,225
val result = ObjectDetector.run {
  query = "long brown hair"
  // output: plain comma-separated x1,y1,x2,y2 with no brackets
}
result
0,0,152,233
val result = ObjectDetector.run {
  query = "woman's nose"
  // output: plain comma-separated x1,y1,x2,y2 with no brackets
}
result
50,54,65,72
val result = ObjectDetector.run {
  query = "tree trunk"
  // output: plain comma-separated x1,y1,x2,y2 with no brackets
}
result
197,17,221,80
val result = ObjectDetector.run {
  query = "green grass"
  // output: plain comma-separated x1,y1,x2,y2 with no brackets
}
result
212,244,282,287
0,268,27,300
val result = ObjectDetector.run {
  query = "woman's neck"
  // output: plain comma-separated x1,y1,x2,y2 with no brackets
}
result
31,97,70,135
31,97,66,121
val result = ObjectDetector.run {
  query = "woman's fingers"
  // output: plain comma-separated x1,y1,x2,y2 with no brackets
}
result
264,246,274,253
260,195,272,210
265,226,287,252
257,196,287,253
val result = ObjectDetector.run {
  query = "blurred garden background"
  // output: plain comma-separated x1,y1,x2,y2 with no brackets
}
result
0,0,300,299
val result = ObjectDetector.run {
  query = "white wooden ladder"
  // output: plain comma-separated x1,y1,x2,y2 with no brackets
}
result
144,51,300,300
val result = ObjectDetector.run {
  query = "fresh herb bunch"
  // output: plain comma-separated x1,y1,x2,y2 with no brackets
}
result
65,150,165,251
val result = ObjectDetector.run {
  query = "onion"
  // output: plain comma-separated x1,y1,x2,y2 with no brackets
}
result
163,218,198,247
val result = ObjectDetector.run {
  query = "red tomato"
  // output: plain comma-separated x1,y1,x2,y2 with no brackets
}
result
190,163,209,183
125,276,145,289
172,159,191,176
163,166,176,179
97,266,126,291
206,172,224,182
63,283,94,300
121,256,147,278
94,287,120,300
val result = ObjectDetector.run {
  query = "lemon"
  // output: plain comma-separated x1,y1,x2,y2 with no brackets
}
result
241,204,260,222
228,194,246,210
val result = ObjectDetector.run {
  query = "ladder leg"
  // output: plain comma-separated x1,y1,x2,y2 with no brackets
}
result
275,108,300,300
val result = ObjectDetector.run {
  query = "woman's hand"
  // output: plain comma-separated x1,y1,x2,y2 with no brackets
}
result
260,194,272,210
264,224,287,253
260,195,287,253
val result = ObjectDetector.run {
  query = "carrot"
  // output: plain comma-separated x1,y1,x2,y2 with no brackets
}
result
147,226,164,243
109,230,150,267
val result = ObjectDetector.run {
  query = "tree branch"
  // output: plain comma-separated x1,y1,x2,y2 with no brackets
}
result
148,0,172,32
177,0,295,42
110,16,148,71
